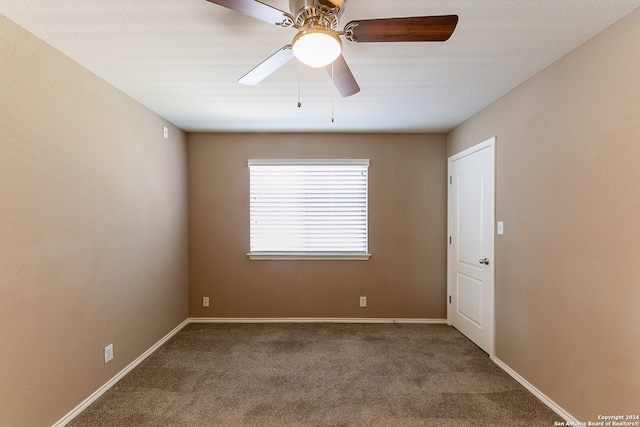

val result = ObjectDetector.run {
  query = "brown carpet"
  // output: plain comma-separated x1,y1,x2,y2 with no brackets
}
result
68,323,560,426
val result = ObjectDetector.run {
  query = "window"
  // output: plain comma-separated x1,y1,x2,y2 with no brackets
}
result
248,159,370,260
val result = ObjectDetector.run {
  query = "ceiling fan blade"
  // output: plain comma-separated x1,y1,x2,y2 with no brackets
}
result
325,55,360,97
238,45,295,85
344,15,458,43
205,0,292,26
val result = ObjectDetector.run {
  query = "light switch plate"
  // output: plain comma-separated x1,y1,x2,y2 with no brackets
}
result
497,221,504,235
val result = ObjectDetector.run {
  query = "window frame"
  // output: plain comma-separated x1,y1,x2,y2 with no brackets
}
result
247,159,371,261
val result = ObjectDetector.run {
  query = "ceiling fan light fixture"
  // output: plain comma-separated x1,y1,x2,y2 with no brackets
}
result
292,28,342,67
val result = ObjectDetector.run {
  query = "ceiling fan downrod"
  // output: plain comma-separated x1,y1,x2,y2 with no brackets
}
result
289,0,345,30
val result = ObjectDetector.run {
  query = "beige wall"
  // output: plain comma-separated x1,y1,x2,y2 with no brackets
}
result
0,15,189,426
188,133,447,319
447,8,640,421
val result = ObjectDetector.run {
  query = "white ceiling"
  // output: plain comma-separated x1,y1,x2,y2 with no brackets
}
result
2,0,639,133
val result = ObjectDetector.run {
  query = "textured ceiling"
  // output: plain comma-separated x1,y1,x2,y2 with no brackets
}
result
2,0,639,133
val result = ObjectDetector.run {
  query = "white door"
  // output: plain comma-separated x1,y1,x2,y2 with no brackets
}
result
448,137,495,355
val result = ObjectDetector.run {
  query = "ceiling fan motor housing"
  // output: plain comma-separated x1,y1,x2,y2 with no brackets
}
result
289,0,346,30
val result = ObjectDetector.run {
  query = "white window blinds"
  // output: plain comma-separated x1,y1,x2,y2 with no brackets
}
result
249,159,369,258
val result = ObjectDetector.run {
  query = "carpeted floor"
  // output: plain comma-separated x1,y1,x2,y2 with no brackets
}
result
68,323,561,426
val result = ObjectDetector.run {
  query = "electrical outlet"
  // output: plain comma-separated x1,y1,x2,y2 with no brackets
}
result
104,344,113,364
360,296,367,308
203,297,210,307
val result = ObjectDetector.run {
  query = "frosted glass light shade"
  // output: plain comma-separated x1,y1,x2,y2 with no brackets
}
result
292,29,342,68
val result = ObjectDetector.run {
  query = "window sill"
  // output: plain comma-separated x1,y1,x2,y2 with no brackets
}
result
248,252,371,261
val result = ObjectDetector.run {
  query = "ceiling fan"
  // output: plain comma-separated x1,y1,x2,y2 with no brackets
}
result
205,0,458,97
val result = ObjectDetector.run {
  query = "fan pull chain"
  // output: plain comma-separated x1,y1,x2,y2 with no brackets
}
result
297,60,302,108
331,61,335,123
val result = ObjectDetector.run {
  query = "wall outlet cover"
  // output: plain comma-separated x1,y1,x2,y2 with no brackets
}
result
104,344,114,364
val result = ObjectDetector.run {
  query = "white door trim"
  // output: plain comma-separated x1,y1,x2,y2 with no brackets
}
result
447,136,496,357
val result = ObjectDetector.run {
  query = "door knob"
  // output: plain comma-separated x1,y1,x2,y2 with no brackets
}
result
479,258,490,265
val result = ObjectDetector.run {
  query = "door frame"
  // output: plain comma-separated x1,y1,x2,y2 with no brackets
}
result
447,136,496,357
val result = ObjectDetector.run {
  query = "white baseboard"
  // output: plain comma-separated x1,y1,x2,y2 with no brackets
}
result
492,356,578,423
189,317,448,324
53,319,189,427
